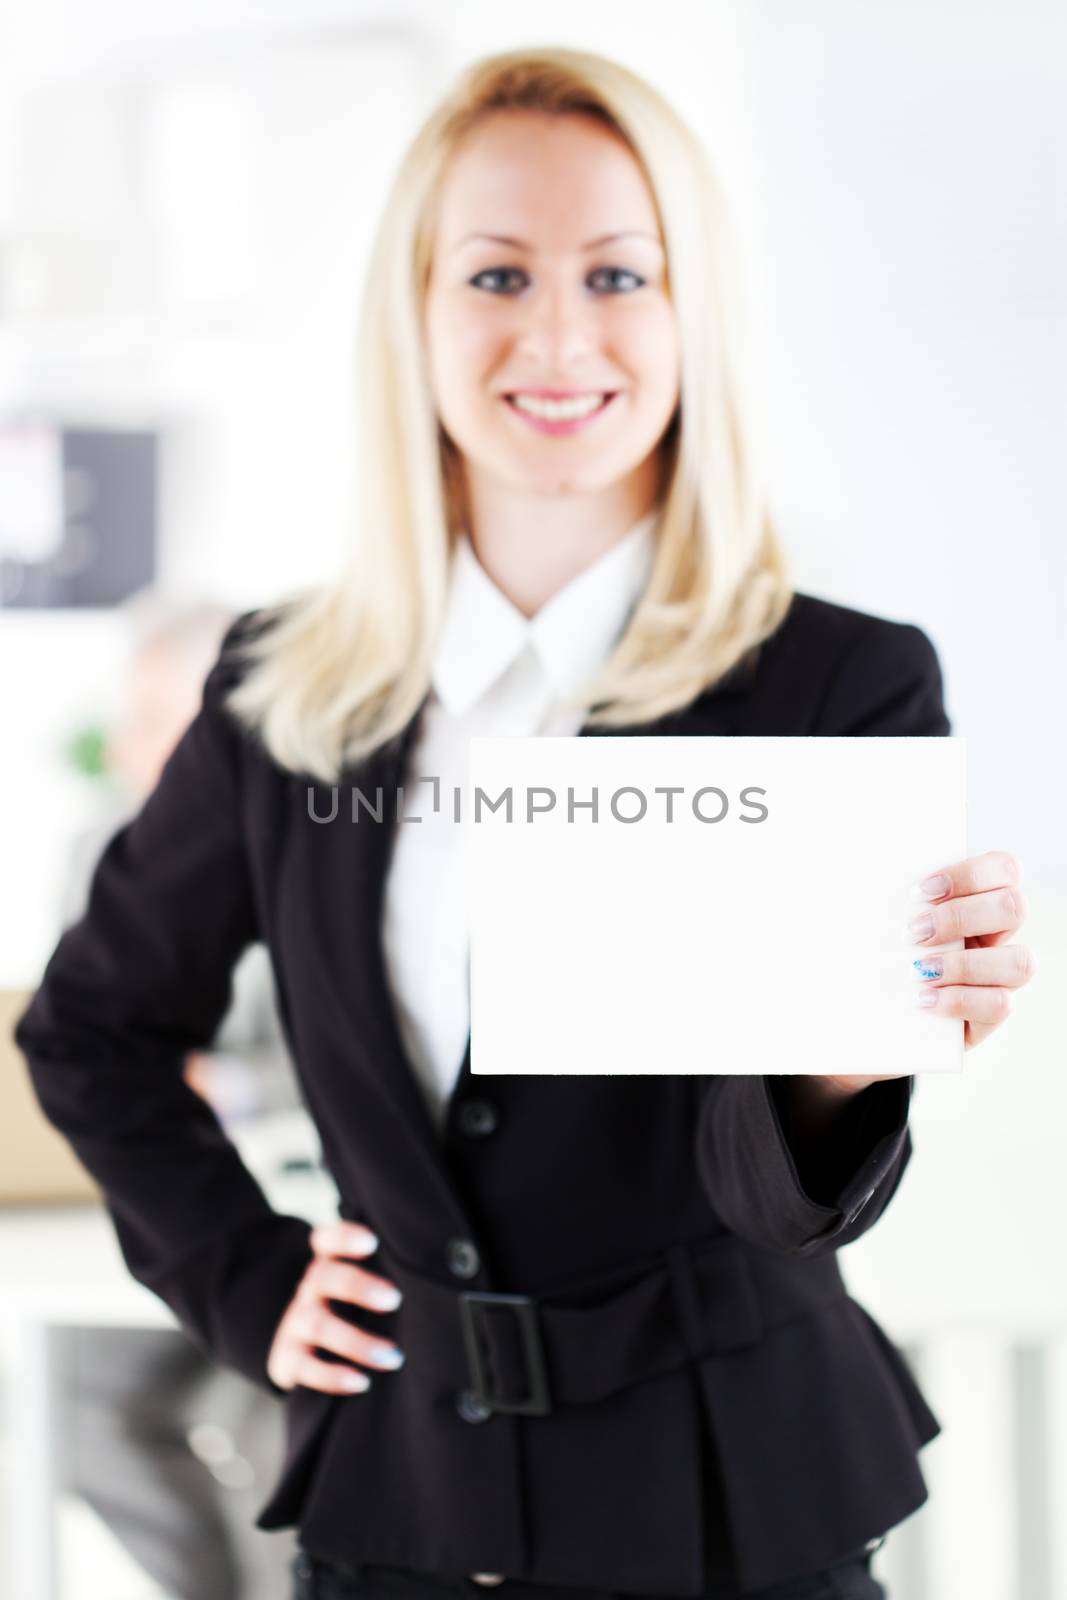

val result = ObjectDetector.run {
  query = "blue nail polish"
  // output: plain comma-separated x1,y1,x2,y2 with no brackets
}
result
913,958,943,980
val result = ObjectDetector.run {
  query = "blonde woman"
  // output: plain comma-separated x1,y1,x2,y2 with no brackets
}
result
16,46,1034,1600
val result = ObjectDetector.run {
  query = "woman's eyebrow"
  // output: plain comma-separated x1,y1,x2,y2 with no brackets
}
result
450,230,664,254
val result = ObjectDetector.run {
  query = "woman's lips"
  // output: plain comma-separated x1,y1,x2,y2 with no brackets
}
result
502,391,620,436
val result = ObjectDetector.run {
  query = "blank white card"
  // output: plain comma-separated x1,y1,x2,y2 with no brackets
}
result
467,736,967,1077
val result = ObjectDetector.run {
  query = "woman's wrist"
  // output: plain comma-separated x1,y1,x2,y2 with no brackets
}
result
784,1075,864,1145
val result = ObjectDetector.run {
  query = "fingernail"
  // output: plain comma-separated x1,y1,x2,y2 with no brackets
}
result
370,1285,402,1311
915,988,939,1008
912,957,943,980
340,1369,371,1390
916,873,951,900
371,1345,405,1369
907,914,935,942
353,1227,379,1252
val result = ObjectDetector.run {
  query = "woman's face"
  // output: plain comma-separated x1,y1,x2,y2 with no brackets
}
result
423,110,680,503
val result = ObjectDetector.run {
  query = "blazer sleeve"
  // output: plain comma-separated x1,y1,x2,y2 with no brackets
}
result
13,615,314,1394
696,618,951,1256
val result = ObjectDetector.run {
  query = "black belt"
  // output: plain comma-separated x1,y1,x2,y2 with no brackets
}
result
378,1234,847,1418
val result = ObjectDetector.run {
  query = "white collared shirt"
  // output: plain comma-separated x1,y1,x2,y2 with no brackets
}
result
381,512,658,1130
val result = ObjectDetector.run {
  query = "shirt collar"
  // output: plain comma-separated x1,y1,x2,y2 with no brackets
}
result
431,511,659,716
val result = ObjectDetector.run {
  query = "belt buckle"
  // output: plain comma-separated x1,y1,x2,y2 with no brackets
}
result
458,1290,551,1416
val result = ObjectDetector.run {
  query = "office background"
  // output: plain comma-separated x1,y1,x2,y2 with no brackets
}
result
0,3,1063,1597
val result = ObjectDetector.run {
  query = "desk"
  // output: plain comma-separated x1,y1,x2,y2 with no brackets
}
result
0,1113,339,1600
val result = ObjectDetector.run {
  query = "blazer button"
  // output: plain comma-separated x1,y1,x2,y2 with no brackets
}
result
458,1098,499,1137
446,1236,481,1278
456,1387,493,1424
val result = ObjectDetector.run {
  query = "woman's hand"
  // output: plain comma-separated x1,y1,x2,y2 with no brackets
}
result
906,848,1035,1050
801,849,1035,1104
267,1222,406,1394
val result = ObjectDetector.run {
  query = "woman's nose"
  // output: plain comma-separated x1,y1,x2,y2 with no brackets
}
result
514,281,597,365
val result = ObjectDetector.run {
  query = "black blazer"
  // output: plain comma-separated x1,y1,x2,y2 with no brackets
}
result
14,590,950,1595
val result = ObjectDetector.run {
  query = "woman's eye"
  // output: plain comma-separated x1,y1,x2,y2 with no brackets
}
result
587,267,645,293
469,267,528,294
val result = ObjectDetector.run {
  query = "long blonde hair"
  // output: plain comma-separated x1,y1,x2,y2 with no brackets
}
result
222,45,793,784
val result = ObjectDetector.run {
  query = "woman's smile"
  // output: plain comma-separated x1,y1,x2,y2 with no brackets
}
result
503,389,621,434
